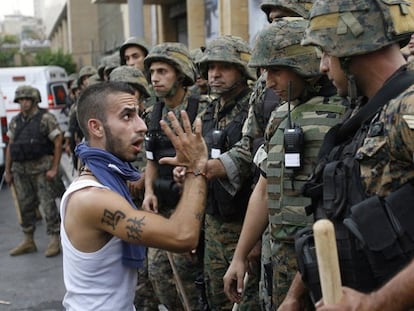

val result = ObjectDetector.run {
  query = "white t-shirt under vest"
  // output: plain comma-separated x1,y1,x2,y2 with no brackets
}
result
60,179,137,311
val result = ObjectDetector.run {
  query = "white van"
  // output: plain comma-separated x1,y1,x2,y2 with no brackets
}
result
0,66,69,134
0,87,7,170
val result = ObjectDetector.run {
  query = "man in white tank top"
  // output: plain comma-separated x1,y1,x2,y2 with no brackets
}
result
60,82,208,310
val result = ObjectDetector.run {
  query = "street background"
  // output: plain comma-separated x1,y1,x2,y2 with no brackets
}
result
0,153,75,311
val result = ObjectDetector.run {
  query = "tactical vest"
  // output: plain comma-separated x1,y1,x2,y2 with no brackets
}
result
145,97,199,208
203,88,253,221
296,68,414,303
10,109,54,162
266,96,346,231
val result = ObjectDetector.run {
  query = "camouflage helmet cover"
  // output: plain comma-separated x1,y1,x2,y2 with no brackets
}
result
198,35,256,81
190,47,205,65
260,0,313,20
104,53,120,74
79,65,98,80
120,36,151,65
109,65,151,98
144,42,196,86
302,0,414,58
14,85,40,103
249,19,321,78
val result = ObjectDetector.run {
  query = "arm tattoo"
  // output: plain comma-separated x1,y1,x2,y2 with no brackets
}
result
126,216,146,241
101,209,126,230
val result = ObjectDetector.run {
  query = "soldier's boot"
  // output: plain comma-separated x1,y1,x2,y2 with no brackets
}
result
44,234,60,257
9,233,37,256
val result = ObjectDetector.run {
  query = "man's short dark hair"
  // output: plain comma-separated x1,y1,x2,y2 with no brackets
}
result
77,81,136,140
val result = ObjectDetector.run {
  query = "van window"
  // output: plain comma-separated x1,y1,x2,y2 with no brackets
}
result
49,83,67,107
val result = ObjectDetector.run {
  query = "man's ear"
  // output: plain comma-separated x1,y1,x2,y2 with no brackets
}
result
88,119,104,137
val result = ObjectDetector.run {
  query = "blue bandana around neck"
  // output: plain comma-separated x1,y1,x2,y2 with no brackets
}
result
75,142,146,268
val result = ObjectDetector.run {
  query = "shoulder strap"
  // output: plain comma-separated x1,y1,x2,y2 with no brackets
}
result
149,101,165,132
186,96,199,124
337,68,414,142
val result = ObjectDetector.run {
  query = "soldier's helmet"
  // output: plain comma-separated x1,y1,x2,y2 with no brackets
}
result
198,35,256,81
78,65,98,83
190,47,205,65
14,85,40,103
104,53,120,76
120,36,151,65
109,65,151,98
260,0,313,20
301,0,414,58
249,19,320,78
144,42,196,87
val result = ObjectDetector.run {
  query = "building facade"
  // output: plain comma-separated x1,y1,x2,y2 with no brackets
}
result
46,0,267,69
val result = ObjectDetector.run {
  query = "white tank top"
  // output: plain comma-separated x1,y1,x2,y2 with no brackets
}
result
60,179,137,311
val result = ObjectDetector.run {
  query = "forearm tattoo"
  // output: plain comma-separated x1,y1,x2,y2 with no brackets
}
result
102,209,126,230
126,216,146,241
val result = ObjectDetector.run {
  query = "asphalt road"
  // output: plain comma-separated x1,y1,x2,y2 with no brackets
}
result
0,154,76,311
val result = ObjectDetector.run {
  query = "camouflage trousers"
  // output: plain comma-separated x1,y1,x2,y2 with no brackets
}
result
259,226,272,311
134,250,160,311
12,170,60,235
269,225,314,310
147,247,203,310
204,214,260,311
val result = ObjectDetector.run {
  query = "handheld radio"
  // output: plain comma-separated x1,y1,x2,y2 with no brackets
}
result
284,81,304,169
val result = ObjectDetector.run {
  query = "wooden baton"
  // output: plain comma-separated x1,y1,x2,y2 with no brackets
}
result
167,251,192,311
231,272,249,311
10,183,23,225
313,219,342,305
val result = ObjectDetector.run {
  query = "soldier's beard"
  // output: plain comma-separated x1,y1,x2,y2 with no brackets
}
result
154,81,179,98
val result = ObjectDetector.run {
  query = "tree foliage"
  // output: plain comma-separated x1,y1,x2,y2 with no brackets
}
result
33,49,77,74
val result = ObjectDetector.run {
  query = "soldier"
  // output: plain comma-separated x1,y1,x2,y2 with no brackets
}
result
191,35,260,310
142,42,207,310
222,20,346,310
65,65,98,170
120,36,151,72
226,1,313,308
190,47,209,96
260,0,312,22
4,85,63,257
283,0,414,308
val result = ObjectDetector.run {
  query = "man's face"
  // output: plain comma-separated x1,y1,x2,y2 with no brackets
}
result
124,46,146,71
207,61,242,95
149,61,178,98
102,92,147,162
18,97,36,116
268,7,299,23
264,66,305,101
320,52,348,97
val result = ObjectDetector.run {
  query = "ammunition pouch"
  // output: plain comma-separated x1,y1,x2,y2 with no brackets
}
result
295,223,375,303
153,178,181,208
206,178,252,222
344,182,414,285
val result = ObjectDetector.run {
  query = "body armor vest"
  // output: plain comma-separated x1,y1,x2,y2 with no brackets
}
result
266,96,346,229
297,68,414,303
10,109,54,162
145,97,199,208
203,89,253,221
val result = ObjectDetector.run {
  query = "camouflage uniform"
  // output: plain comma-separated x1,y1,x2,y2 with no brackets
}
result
143,43,207,310
248,20,347,309
296,0,414,297
198,35,260,310
7,85,62,254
